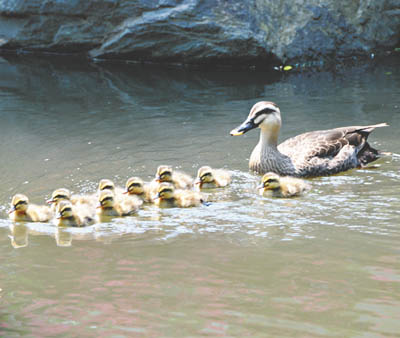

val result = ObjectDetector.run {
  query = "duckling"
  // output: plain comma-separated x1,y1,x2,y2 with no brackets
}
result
98,179,125,196
257,172,310,198
97,189,141,219
194,166,231,189
55,200,92,227
154,183,205,208
9,194,53,222
47,188,96,222
125,177,152,203
154,165,193,189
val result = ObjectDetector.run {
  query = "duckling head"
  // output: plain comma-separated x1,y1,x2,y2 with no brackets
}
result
98,179,115,192
56,201,74,219
98,189,115,208
156,165,173,183
157,183,175,200
230,101,281,136
9,194,29,214
258,172,281,192
47,188,71,204
125,177,144,195
195,166,214,186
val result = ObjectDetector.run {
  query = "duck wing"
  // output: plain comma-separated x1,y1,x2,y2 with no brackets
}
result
278,123,388,175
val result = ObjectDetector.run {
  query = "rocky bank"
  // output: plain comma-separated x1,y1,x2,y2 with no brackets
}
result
0,0,399,65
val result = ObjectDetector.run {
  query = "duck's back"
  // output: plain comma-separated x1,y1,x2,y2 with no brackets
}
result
277,124,387,177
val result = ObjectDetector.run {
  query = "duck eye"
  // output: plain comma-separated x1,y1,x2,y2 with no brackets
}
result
102,185,113,190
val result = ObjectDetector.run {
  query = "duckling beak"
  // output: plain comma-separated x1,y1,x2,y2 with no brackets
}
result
46,199,55,204
8,207,16,214
256,183,265,190
56,213,62,219
194,178,202,186
230,119,256,136
123,191,129,195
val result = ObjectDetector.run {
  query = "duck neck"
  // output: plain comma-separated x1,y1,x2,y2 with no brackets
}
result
259,126,279,151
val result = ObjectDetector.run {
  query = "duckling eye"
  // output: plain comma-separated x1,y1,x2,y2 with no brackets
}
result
130,183,141,188
265,178,277,184
102,185,113,191
14,200,27,207
54,195,66,200
61,207,72,215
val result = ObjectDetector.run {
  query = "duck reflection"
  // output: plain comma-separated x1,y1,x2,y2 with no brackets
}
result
9,223,28,248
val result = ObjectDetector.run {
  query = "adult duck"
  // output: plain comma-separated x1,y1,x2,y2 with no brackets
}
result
230,101,388,177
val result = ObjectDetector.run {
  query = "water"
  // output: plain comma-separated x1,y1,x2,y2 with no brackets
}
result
1,55,400,337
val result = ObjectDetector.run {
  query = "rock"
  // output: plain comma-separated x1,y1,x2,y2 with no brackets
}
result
0,0,399,65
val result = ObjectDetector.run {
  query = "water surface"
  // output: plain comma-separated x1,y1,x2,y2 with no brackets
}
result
1,55,400,337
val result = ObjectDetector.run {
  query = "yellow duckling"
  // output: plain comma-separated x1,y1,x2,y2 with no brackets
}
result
8,194,53,222
258,172,310,198
98,179,125,196
154,183,205,208
154,165,193,189
194,166,231,189
125,177,152,203
97,189,141,219
47,188,97,222
55,200,92,227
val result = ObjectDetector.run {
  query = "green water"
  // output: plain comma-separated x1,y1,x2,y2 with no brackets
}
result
0,55,399,337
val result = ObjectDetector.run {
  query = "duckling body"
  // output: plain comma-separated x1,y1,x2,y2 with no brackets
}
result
9,194,53,222
154,183,204,208
97,189,141,220
258,172,310,198
231,101,388,177
47,188,97,222
55,201,93,227
125,177,152,203
195,166,231,189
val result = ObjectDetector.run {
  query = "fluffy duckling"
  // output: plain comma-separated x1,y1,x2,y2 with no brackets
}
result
194,166,231,189
258,172,310,198
125,177,152,203
9,194,53,222
97,189,141,219
47,188,97,222
98,179,125,196
154,165,193,189
154,183,205,208
55,200,93,227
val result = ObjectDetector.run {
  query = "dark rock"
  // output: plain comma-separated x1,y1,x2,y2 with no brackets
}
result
0,0,399,65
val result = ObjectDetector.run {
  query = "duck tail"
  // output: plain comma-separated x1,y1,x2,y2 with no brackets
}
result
358,123,389,133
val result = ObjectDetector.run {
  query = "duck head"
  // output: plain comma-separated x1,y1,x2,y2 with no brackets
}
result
195,166,214,186
230,101,281,136
9,194,29,214
125,177,144,195
156,183,175,200
47,188,71,204
56,200,74,219
155,165,173,183
258,172,281,192
98,189,115,209
98,179,115,192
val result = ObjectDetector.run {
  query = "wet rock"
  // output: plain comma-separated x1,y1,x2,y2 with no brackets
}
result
0,0,399,65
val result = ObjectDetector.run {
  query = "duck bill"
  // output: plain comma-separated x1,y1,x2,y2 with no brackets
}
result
8,207,16,214
194,178,202,186
256,183,265,190
46,199,55,204
230,120,256,136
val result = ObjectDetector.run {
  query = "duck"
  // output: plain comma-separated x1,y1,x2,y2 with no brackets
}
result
8,194,53,222
154,183,205,208
124,177,152,203
47,188,97,222
258,172,310,198
230,101,389,177
55,200,93,227
97,189,141,219
98,179,125,195
153,165,193,189
194,166,231,189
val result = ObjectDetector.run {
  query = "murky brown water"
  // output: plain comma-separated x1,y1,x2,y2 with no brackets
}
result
1,55,400,337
